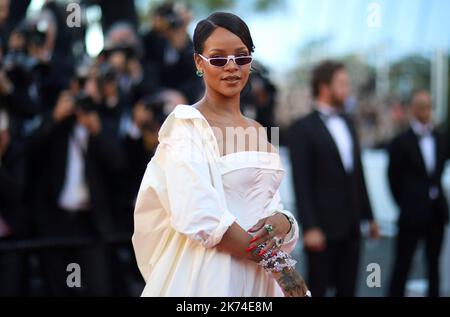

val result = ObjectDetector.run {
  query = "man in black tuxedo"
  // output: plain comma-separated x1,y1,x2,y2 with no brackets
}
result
288,60,380,297
387,90,449,297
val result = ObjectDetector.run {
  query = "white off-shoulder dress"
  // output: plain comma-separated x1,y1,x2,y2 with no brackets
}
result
132,105,299,297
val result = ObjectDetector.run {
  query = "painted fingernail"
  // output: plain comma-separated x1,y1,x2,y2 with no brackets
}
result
259,250,266,256
246,246,256,252
250,237,258,243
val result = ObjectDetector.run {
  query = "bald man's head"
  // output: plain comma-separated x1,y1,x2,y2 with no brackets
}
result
410,90,433,125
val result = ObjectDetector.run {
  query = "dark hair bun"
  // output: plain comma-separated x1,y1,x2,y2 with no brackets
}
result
193,12,255,55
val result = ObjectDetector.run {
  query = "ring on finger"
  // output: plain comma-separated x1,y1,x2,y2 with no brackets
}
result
264,224,274,235
273,236,284,248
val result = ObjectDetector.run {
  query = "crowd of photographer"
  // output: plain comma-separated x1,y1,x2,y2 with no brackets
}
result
0,0,278,296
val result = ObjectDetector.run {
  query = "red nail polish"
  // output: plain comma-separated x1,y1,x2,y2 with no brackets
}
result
246,246,256,252
250,237,257,243
259,250,266,256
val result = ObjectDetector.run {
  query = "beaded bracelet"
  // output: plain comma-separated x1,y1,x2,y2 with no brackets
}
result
253,242,297,273
259,250,297,273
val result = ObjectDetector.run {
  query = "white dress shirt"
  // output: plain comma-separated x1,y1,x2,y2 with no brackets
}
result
411,119,436,176
58,123,91,212
317,104,354,173
411,119,438,200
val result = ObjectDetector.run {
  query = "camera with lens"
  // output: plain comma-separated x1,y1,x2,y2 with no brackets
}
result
74,92,96,113
156,3,184,30
2,51,40,75
3,23,48,79
96,63,118,90
102,42,137,60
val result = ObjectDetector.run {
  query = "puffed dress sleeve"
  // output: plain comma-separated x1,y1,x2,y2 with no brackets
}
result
158,118,237,248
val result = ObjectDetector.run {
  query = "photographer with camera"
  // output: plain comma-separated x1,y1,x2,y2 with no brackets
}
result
101,22,161,111
3,21,75,243
142,2,202,104
28,64,125,295
1,19,49,295
1,26,42,136
93,62,131,136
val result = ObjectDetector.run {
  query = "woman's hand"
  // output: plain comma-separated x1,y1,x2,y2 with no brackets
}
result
246,213,291,256
217,222,310,297
53,91,75,123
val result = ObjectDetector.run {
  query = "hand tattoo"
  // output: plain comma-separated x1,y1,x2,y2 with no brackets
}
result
274,268,309,297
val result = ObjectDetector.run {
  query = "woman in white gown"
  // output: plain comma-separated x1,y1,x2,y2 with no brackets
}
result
132,12,309,297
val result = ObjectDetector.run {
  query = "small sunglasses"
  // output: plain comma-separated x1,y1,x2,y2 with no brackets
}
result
198,54,253,68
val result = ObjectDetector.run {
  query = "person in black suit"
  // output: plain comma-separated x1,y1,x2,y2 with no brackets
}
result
29,87,125,296
288,60,380,297
387,90,449,297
